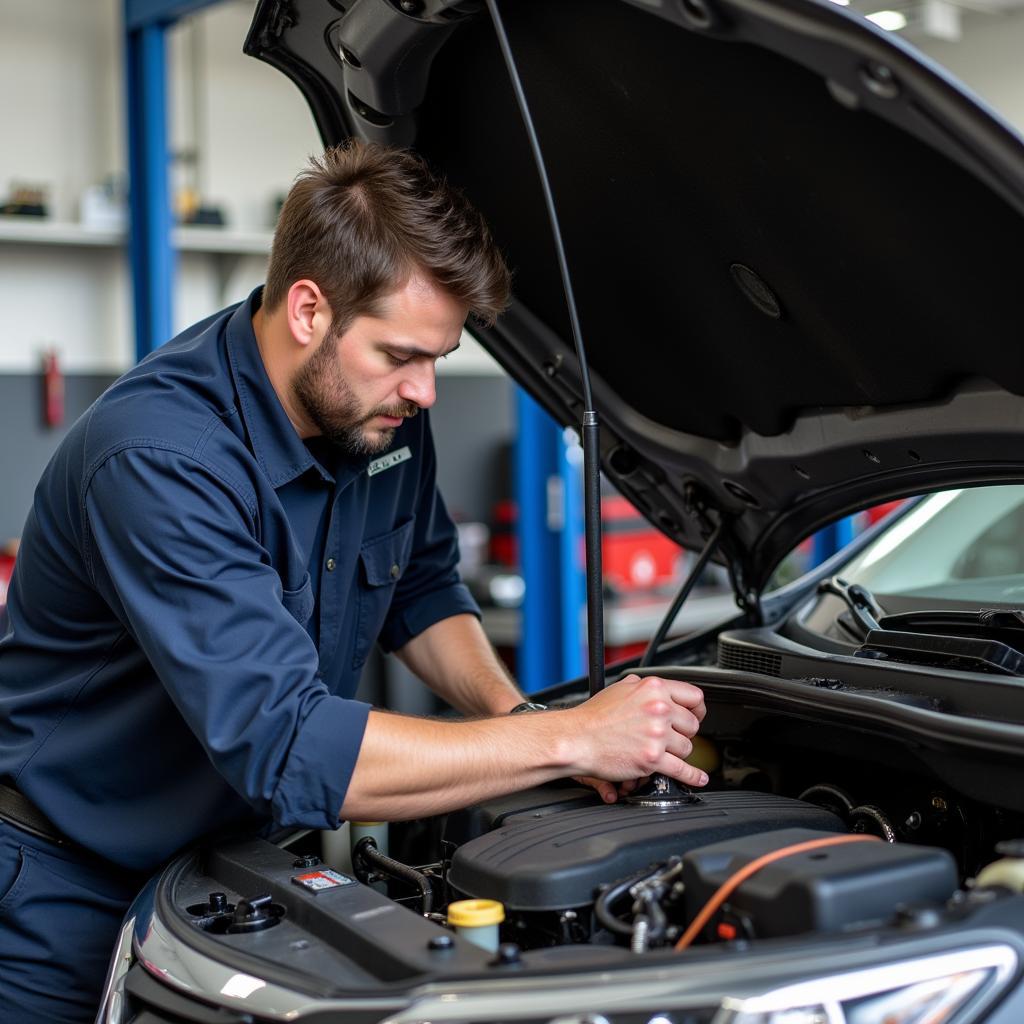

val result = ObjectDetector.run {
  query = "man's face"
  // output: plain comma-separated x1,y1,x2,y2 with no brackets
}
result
292,274,467,456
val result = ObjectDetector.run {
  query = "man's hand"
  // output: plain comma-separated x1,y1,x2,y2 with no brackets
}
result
339,673,707,822
573,775,648,804
566,674,707,801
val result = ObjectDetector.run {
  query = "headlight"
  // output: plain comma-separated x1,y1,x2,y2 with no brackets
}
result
714,945,1016,1024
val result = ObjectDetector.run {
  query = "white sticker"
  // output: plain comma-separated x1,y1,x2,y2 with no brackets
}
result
367,446,412,477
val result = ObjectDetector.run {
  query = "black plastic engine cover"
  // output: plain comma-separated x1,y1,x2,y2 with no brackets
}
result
448,790,845,911
682,827,959,938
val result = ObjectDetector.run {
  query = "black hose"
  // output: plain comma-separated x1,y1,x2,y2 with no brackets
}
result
640,522,723,668
594,862,673,939
594,868,654,937
353,838,433,915
849,804,897,843
798,783,855,819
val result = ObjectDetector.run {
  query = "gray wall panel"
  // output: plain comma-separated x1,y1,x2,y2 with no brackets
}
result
431,374,513,526
0,371,515,547
0,373,114,542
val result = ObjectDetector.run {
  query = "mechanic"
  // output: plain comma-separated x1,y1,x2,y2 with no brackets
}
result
0,141,709,1023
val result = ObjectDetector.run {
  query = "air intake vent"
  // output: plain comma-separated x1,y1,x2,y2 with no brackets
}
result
717,637,783,677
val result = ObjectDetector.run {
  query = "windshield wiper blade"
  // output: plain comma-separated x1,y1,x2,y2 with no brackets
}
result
856,628,1024,676
881,607,1024,639
818,575,884,639
819,577,1024,673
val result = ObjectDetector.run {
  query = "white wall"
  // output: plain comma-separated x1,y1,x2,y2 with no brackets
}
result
908,7,1024,132
0,0,322,372
2,0,1020,376
168,0,323,232
0,0,123,223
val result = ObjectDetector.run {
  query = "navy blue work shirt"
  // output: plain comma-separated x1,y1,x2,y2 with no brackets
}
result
0,288,479,872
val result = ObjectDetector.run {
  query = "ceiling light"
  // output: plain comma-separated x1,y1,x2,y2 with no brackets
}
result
866,9,908,29
828,0,851,6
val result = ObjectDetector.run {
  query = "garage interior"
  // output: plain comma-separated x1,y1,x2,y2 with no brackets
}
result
2,0,1022,706
3,1,1024,1021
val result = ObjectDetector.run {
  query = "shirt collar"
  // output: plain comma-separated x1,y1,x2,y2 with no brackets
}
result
225,287,336,488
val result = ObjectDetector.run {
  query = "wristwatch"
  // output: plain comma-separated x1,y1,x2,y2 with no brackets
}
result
508,700,548,714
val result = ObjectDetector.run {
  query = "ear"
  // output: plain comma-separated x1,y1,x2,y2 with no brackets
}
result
285,280,332,349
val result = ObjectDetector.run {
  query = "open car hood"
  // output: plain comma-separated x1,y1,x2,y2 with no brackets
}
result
246,0,1024,599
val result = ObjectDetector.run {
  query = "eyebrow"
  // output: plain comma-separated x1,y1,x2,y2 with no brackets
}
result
382,340,462,359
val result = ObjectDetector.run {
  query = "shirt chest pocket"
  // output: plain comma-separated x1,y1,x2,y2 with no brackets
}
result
353,518,415,670
281,572,315,627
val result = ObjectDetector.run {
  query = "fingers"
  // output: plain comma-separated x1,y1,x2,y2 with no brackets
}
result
638,677,705,735
659,754,709,788
665,679,705,712
573,775,621,804
625,675,705,714
670,708,702,739
665,731,693,762
617,776,648,795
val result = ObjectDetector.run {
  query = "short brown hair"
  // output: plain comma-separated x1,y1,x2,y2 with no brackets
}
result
264,141,510,332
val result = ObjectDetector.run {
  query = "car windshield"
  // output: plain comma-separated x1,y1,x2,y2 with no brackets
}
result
838,485,1024,607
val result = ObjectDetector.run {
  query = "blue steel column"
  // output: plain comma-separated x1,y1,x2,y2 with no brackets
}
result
515,389,560,692
557,428,586,680
124,1,223,361
125,19,174,361
515,390,587,692
811,515,857,567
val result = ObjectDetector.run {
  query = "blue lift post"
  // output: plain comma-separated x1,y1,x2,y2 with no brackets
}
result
514,388,587,693
124,0,223,361
558,426,586,681
811,514,858,568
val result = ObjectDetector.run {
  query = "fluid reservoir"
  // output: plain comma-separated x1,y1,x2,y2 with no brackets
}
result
321,822,352,873
976,840,1024,893
447,899,504,952
321,821,388,874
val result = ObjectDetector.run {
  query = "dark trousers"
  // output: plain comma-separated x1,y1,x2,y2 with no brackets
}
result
0,820,142,1024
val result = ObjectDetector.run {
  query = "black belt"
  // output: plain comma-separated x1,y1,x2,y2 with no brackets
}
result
0,782,77,849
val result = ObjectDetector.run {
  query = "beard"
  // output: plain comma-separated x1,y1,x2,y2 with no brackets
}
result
292,334,419,456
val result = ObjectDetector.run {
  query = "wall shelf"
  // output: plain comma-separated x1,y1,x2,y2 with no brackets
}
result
0,217,273,257
0,217,502,377
0,217,123,248
173,226,272,255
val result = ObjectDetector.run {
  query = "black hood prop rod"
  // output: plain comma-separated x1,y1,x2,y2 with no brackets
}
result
486,1,700,809
485,0,605,697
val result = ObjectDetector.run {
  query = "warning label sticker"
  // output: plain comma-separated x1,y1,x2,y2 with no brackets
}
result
291,869,357,894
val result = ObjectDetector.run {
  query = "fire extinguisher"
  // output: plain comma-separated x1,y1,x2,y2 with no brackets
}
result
43,348,64,428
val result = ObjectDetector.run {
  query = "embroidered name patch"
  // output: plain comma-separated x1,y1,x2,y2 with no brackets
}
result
368,446,411,477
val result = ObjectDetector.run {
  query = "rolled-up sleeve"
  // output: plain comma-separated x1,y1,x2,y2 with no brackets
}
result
83,446,368,829
376,425,480,653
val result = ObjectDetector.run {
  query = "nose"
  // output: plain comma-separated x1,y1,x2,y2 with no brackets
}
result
398,362,437,410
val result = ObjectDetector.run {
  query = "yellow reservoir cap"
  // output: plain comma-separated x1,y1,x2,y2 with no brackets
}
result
447,899,505,927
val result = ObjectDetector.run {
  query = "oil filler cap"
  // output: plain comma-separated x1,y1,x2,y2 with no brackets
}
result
227,894,284,934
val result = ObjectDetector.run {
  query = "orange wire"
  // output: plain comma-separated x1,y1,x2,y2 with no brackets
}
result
674,833,881,951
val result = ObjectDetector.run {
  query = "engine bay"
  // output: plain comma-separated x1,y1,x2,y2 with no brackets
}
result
438,783,958,953
155,668,1024,1000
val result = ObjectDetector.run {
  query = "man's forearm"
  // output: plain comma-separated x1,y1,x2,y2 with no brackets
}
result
339,707,575,820
339,674,710,821
394,613,523,716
